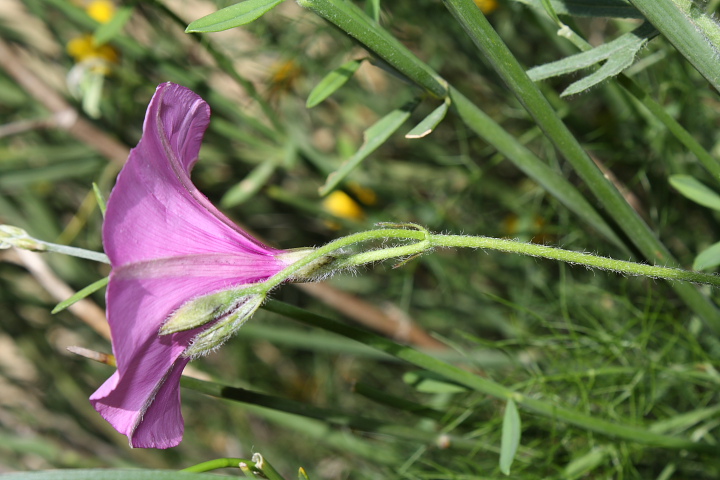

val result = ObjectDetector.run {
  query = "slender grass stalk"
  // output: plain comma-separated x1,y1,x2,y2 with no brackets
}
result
181,458,251,473
263,300,713,451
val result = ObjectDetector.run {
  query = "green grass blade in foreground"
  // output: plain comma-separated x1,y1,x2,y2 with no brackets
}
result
442,0,720,332
51,276,109,314
319,100,417,195
263,300,713,451
1,471,219,480
180,375,469,450
306,58,364,108
628,0,720,93
185,0,286,33
296,0,624,250
499,399,521,475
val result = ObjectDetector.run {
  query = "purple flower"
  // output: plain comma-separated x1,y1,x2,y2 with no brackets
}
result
90,82,290,449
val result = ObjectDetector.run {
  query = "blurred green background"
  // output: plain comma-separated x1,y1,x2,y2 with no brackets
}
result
1,0,720,478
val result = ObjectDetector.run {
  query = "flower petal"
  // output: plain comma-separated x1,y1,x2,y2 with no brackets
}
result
92,254,283,448
103,82,278,267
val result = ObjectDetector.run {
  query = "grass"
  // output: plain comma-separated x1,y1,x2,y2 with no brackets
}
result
1,0,720,478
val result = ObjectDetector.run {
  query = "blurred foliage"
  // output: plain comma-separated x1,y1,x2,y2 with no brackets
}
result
1,0,720,478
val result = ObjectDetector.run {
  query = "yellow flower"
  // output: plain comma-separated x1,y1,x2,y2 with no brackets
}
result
322,191,366,228
67,34,118,66
86,0,116,24
474,0,498,14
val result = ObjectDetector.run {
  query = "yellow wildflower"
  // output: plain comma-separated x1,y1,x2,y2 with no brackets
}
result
86,0,116,24
474,0,498,14
66,34,118,72
323,191,365,221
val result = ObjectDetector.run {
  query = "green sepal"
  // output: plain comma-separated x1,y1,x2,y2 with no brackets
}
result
161,287,259,335
183,294,265,358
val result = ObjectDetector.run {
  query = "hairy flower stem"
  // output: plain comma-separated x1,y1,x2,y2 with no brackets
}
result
272,225,720,290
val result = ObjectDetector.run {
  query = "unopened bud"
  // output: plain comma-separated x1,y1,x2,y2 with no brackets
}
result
183,294,265,359
0,225,46,251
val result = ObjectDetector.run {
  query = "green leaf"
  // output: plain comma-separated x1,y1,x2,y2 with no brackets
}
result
92,182,106,217
221,160,278,207
527,22,657,96
403,371,469,393
306,59,363,108
186,0,286,33
563,447,611,479
2,470,218,480
51,277,109,314
405,99,450,139
319,100,416,195
669,174,720,211
694,241,720,271
93,6,134,45
499,399,521,475
364,0,380,22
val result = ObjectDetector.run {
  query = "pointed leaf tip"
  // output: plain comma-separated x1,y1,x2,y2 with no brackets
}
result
306,59,364,108
499,398,521,475
186,0,286,33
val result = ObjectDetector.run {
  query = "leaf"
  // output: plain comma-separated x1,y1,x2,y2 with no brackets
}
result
499,399,521,475
669,174,720,211
1,469,217,479
93,6,134,45
92,182,106,217
694,241,720,271
221,160,278,207
527,22,657,96
186,0,286,33
405,99,449,139
306,59,364,108
364,0,380,22
319,100,417,196
52,277,109,314
563,447,610,479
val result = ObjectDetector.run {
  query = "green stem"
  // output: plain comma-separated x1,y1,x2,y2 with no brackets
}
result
430,234,720,286
37,240,110,264
278,226,720,290
181,458,252,473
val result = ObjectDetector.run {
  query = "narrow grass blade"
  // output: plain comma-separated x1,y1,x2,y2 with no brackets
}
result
405,99,449,138
319,100,417,195
51,277,109,314
92,182,106,217
563,447,611,479
669,175,720,211
264,300,713,451
1,470,218,480
306,58,363,108
221,160,277,207
499,398,521,475
186,0,286,33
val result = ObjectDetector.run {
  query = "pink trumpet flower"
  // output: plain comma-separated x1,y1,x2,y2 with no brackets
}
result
90,82,291,449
